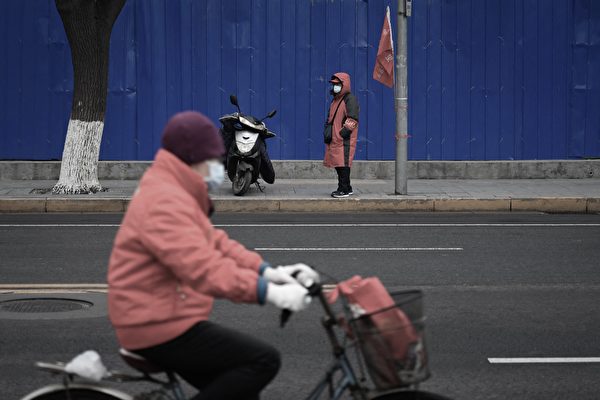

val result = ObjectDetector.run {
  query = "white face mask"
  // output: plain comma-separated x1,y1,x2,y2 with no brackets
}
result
205,160,225,191
333,84,342,94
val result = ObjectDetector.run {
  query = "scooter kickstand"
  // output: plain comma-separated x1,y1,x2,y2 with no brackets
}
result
255,181,265,192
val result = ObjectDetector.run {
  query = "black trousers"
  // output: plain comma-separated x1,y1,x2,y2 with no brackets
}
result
135,321,281,400
335,166,352,193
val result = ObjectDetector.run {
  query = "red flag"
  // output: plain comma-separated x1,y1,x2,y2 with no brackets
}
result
373,6,394,88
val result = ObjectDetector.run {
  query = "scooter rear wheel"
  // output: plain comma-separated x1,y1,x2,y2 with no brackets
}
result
232,170,252,196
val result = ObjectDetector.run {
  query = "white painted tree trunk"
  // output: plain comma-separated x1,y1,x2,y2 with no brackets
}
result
52,0,125,195
52,119,104,194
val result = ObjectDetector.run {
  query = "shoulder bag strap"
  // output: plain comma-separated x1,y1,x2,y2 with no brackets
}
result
327,93,349,124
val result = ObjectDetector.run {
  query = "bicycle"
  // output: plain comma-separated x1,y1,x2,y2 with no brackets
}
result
20,277,452,400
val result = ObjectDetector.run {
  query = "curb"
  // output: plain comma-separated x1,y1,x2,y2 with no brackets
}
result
1,197,599,213
0,198,129,213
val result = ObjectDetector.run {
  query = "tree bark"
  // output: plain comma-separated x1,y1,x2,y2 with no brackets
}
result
53,0,126,194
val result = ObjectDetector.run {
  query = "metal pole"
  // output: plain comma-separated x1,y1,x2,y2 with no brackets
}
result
395,0,410,194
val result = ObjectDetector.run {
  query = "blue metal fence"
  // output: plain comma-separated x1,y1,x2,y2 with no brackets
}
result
0,0,598,160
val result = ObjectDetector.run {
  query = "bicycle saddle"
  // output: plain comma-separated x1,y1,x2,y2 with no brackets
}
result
119,348,165,375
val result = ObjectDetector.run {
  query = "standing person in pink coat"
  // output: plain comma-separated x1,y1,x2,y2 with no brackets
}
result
107,111,319,400
323,72,360,198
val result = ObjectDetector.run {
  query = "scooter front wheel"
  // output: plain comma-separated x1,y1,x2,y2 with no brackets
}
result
232,170,252,196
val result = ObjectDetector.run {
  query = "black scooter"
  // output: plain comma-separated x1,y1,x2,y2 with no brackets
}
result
219,95,277,196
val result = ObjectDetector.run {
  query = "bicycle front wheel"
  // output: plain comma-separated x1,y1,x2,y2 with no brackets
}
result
22,387,128,400
371,390,453,400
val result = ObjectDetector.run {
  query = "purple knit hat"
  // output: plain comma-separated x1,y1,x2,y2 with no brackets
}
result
161,111,225,165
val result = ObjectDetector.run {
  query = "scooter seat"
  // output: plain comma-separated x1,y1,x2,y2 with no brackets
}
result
119,348,166,375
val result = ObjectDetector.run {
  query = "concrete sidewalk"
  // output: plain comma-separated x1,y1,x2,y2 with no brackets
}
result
1,178,599,213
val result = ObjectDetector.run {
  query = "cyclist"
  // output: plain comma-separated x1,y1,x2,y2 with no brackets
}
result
107,111,318,400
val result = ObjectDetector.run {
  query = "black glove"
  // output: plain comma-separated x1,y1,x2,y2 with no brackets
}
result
340,127,352,140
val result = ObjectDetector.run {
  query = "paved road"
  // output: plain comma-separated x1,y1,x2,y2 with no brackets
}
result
1,213,600,399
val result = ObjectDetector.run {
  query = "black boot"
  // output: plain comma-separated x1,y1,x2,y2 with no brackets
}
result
332,167,352,197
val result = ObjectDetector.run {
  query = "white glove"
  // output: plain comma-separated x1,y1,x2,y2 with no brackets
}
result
266,282,311,312
262,267,297,285
277,263,320,286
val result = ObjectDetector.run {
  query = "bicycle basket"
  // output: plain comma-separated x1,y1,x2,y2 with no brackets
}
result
349,289,430,390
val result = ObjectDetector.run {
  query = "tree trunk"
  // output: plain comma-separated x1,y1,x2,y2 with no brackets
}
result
53,0,126,194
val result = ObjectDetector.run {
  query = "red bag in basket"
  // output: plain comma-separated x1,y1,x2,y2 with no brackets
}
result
327,275,418,359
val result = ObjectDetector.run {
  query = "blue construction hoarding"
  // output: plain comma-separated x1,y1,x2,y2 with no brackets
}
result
0,0,599,161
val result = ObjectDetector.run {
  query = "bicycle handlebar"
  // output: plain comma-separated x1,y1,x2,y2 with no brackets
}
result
279,266,336,328
279,280,322,328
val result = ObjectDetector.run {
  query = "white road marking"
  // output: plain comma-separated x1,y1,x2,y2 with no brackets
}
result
0,224,120,227
0,223,599,228
488,357,600,364
0,283,337,294
217,223,600,227
254,247,463,251
0,283,108,294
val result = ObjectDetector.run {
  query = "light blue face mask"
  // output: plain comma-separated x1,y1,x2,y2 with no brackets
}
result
333,84,342,94
205,161,225,191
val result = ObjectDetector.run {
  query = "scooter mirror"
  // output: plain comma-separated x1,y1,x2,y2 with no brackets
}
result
229,95,241,114
266,109,277,119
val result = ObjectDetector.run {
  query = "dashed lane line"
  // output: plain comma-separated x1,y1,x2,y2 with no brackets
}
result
254,247,463,251
488,357,600,364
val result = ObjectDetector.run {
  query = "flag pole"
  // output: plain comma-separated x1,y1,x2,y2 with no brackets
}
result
395,0,410,195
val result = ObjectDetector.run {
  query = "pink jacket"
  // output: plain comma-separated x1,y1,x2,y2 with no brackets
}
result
323,72,360,168
108,149,266,350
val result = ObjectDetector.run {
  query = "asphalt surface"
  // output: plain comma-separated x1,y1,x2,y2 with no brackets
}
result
1,212,600,399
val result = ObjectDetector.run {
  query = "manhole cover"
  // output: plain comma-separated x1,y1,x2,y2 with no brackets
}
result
0,298,93,313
